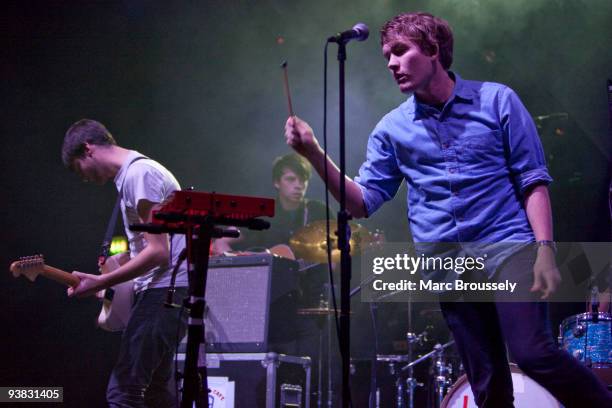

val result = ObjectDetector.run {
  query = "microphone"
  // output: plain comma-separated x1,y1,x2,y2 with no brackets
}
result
328,23,369,43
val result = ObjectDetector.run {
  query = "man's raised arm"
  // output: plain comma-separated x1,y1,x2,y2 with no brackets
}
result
284,115,367,218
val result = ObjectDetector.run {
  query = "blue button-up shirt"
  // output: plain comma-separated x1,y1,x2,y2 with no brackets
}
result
355,73,552,276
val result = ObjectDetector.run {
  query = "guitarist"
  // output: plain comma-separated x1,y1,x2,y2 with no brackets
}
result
61,119,188,408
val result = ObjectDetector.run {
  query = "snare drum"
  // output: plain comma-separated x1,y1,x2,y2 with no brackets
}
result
441,364,560,408
559,312,612,367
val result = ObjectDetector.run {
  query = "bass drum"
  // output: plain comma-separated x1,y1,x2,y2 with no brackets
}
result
559,312,612,386
559,312,612,367
441,364,561,408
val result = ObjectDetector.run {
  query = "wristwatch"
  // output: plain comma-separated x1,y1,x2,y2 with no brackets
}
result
535,240,557,253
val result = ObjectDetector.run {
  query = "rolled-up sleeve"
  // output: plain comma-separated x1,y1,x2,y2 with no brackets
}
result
501,88,553,194
354,125,403,216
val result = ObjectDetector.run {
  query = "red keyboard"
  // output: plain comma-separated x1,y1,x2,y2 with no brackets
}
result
153,190,275,222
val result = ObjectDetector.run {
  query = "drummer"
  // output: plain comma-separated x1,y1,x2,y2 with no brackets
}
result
212,152,330,256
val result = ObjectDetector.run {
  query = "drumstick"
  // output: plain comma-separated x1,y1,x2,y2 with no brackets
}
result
281,61,295,117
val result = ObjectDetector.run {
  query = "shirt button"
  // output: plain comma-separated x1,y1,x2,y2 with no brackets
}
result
449,167,456,174
441,142,449,149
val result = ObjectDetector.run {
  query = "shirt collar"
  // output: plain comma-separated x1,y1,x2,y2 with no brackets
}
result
114,150,141,192
403,71,476,117
450,72,477,102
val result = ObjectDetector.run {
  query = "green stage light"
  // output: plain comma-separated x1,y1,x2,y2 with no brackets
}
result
110,236,128,256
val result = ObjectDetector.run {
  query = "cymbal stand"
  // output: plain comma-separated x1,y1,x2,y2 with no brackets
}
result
431,343,453,408
404,294,419,408
326,283,334,408
401,341,455,408
380,359,404,408
317,302,325,408
314,290,329,408
404,331,427,408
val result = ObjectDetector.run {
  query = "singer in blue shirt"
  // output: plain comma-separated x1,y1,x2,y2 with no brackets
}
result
285,11,611,408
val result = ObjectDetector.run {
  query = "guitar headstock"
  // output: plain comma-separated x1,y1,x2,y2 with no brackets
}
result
10,255,46,282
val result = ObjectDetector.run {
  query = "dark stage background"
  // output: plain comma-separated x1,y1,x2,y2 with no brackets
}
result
2,1,611,406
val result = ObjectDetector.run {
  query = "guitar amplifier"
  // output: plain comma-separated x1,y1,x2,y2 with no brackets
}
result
201,254,299,353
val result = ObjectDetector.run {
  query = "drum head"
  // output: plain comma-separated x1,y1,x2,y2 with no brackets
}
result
441,364,561,408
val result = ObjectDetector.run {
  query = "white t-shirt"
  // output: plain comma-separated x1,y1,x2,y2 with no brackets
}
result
114,150,188,293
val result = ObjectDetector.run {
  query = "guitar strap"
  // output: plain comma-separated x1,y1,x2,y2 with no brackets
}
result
98,155,148,265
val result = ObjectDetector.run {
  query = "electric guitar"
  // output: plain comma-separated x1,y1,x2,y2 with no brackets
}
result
9,254,133,332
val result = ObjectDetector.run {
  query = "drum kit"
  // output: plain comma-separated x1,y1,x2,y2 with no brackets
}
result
281,221,612,407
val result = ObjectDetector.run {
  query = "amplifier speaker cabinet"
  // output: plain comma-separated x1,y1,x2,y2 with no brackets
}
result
201,254,299,353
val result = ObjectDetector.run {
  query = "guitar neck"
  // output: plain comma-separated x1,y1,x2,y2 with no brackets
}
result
42,265,80,287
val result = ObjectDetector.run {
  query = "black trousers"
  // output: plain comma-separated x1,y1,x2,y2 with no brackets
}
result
107,287,188,408
440,247,612,408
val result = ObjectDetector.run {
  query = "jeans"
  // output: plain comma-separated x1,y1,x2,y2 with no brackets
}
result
440,246,612,408
107,287,187,408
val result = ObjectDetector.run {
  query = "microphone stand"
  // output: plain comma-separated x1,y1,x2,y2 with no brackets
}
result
334,39,353,408
327,25,367,408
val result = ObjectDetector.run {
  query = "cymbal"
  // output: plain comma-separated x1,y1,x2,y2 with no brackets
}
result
288,220,373,263
297,307,336,316
296,307,352,316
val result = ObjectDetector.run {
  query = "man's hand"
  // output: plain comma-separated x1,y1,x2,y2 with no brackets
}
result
284,116,322,159
211,237,233,255
530,246,561,299
67,271,108,298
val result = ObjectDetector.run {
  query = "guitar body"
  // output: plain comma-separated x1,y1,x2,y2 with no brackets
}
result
97,252,133,332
